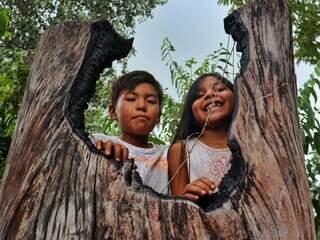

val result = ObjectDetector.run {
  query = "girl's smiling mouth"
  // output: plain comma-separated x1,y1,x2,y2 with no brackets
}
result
204,101,224,113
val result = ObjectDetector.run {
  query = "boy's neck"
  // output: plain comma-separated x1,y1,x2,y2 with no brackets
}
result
199,127,229,149
120,133,153,148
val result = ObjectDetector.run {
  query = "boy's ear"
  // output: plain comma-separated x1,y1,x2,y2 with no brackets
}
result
156,112,161,124
108,104,118,121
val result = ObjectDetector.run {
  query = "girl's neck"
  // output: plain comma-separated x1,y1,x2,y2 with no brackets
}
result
198,127,229,149
120,133,153,148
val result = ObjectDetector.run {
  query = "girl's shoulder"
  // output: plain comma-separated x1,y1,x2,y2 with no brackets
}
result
168,141,187,158
168,141,183,152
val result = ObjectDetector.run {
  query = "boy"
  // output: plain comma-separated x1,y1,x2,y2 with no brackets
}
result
90,70,168,193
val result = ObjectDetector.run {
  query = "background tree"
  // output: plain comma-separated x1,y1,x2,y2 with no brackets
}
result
218,1,320,236
218,0,320,64
0,0,167,50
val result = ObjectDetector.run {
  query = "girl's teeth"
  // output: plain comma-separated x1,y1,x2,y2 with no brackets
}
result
206,102,222,112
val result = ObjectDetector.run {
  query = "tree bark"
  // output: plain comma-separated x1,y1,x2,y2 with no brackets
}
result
0,0,315,239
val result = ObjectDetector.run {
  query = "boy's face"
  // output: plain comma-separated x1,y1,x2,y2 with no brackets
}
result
109,83,160,137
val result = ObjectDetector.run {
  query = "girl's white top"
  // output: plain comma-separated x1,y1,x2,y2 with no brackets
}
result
90,134,168,194
186,138,232,192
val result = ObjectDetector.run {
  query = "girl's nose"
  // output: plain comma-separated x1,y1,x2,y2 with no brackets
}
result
204,89,217,100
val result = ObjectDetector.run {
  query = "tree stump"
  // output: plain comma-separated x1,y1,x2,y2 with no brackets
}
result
0,0,316,239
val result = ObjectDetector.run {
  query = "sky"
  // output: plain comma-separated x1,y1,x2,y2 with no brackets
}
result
124,0,314,98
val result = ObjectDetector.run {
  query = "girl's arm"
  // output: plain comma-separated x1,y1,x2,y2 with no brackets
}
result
168,142,216,201
168,142,189,196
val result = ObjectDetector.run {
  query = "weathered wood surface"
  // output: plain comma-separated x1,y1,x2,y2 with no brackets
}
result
224,0,316,239
0,0,315,239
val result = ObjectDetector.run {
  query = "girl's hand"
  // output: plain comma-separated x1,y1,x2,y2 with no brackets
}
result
95,140,129,161
183,177,216,201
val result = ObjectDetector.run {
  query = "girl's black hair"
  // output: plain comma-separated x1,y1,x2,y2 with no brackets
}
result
171,72,234,144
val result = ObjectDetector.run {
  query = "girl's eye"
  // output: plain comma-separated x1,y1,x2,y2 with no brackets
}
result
126,98,135,101
217,88,225,92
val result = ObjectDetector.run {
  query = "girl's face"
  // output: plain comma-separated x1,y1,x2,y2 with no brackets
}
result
191,76,234,129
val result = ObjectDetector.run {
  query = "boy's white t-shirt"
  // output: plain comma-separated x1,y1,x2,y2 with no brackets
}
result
90,133,168,194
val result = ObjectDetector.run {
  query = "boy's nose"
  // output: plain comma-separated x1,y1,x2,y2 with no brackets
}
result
136,99,147,111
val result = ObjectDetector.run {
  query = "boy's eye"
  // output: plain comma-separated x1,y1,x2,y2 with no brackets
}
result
147,99,157,104
125,97,135,101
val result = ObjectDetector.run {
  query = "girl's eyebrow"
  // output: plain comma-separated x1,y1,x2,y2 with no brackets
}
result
200,82,225,90
210,82,223,88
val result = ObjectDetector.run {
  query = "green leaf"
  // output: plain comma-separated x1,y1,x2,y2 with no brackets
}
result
218,58,233,66
309,86,318,103
315,61,320,77
0,9,9,37
314,132,320,155
148,136,166,145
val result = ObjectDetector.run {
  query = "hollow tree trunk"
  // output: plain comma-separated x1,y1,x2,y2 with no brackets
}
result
0,0,315,239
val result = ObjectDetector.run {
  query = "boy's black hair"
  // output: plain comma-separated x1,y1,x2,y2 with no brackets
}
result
111,70,163,107
171,72,234,144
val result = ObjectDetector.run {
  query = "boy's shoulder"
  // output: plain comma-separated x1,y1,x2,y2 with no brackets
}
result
90,133,117,142
90,133,168,154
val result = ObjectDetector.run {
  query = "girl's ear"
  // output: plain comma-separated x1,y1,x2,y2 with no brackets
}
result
108,104,118,121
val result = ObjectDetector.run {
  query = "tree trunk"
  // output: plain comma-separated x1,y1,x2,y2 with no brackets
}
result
0,0,315,239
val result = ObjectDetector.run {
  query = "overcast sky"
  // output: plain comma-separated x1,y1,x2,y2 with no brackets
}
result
124,0,314,98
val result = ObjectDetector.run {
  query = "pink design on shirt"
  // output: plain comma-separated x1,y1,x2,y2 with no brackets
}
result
210,157,231,186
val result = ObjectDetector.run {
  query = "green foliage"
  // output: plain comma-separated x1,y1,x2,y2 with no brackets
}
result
85,68,120,136
0,8,9,37
298,62,320,154
0,48,29,178
0,0,167,50
291,1,320,64
218,0,320,65
298,61,320,235
161,37,236,102
306,152,320,237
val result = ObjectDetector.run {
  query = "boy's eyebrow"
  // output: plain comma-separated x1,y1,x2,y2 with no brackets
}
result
126,91,158,98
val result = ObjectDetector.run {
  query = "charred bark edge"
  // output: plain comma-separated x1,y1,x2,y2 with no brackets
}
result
224,10,250,73
64,20,133,150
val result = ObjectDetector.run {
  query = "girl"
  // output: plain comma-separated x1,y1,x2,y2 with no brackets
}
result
168,73,234,201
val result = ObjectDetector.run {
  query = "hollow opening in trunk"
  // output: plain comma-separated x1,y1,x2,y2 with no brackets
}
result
65,18,248,211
